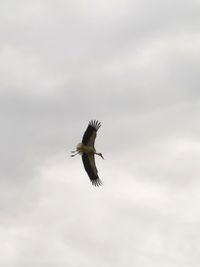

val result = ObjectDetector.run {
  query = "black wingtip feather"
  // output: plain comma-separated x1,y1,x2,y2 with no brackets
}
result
92,178,103,187
89,120,101,131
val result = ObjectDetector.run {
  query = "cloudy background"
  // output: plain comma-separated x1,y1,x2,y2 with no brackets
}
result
1,0,200,266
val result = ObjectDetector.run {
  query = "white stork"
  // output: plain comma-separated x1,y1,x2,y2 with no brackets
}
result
71,120,104,186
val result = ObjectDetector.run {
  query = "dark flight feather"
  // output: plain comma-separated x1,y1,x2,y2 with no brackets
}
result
82,153,103,186
82,120,101,145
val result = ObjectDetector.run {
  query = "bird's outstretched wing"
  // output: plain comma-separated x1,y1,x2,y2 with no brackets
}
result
82,120,101,146
82,153,103,186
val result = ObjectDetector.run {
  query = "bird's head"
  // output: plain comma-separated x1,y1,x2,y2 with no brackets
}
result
97,153,104,159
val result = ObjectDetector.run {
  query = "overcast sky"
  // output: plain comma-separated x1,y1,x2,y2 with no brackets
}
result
1,0,200,266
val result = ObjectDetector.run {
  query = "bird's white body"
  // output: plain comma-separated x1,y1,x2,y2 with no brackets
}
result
76,143,96,154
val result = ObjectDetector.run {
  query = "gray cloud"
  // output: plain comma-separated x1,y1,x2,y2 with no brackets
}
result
1,0,200,266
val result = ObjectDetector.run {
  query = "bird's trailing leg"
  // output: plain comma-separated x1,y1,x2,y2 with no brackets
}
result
70,150,79,157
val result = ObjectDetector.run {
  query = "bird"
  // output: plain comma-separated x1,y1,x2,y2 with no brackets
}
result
71,120,104,186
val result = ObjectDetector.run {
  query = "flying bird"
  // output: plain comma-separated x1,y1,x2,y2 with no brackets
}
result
71,120,104,186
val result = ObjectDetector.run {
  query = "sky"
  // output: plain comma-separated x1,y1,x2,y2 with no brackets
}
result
1,0,200,266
